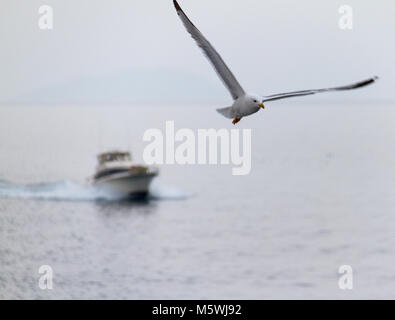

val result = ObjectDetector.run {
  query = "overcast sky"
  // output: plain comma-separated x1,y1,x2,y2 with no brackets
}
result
0,0,394,104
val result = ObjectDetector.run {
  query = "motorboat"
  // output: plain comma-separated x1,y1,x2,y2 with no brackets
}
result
91,151,158,199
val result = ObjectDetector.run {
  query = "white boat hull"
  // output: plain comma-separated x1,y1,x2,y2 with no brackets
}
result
93,172,157,198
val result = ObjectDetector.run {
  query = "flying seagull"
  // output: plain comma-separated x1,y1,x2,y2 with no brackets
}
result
173,0,378,125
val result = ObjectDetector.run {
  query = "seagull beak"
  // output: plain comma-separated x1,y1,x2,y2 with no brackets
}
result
259,103,265,109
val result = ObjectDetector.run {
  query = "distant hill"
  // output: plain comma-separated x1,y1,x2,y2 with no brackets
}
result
10,69,225,105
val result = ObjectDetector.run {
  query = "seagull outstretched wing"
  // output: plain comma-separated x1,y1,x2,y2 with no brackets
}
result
173,0,245,100
263,77,378,102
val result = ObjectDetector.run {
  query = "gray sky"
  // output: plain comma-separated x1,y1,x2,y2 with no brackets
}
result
0,0,394,104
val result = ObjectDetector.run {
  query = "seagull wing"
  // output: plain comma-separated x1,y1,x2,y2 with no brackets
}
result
263,77,378,102
173,0,245,101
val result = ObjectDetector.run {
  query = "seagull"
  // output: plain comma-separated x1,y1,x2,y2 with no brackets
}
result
173,0,378,125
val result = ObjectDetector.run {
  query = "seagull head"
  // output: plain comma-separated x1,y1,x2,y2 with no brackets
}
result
246,94,265,109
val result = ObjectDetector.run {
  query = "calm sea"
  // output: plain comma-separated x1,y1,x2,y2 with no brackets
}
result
0,104,394,299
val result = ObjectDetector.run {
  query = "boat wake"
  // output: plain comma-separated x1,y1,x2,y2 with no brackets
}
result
0,179,190,202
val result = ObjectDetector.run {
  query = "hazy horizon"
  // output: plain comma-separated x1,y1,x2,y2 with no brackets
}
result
0,0,393,105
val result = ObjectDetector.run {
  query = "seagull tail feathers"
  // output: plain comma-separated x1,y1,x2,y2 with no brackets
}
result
216,106,234,119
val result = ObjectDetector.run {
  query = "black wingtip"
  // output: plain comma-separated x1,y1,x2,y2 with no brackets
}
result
355,76,379,89
173,0,182,12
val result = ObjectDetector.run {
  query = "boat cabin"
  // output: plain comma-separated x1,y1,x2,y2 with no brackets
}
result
97,151,132,165
93,150,156,182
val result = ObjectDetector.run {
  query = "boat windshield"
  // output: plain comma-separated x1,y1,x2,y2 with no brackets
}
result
98,152,132,164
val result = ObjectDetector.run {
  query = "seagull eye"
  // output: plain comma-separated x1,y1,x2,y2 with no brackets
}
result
253,100,257,103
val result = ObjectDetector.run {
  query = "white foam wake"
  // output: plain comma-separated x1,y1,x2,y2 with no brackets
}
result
0,179,190,202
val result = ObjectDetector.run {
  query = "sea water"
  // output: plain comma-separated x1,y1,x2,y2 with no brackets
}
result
0,104,394,299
